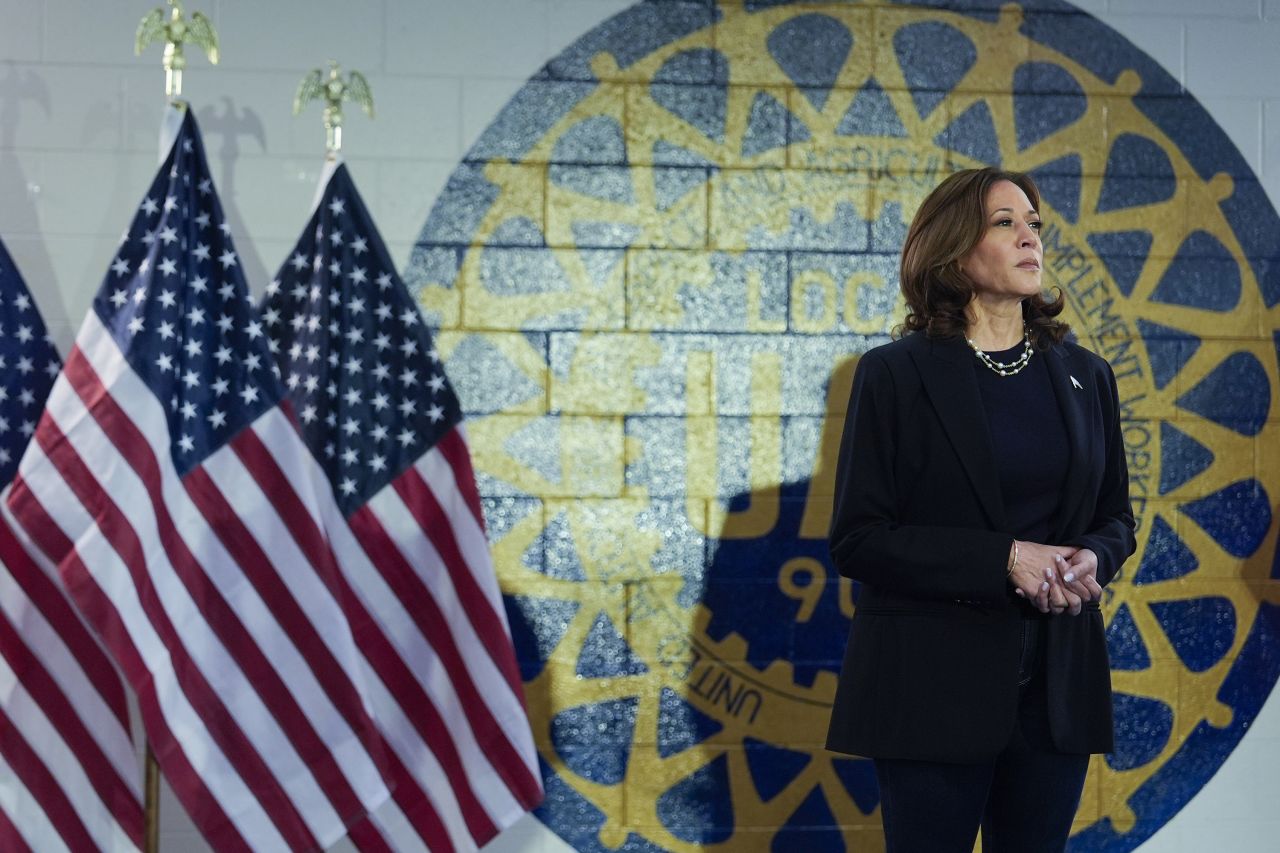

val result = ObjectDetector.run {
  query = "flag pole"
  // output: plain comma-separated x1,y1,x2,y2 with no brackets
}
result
135,6,222,851
292,60,375,162
145,748,160,853
135,0,220,102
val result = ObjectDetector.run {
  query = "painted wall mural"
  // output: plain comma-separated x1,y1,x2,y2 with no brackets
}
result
406,1,1280,849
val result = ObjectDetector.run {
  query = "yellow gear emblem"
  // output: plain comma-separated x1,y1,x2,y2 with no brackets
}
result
412,2,1280,850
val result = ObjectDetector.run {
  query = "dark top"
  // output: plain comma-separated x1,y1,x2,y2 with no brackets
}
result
973,344,1069,544
973,343,1070,663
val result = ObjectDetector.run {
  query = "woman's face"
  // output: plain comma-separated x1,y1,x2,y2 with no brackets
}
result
960,180,1042,302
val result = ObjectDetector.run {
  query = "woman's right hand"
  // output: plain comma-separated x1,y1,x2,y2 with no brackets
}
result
1009,540,1080,614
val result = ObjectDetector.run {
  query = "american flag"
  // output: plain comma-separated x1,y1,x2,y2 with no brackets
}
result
5,108,395,851
0,237,144,851
262,160,542,851
0,239,60,486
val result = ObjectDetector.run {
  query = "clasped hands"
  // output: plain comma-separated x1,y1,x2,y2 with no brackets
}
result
1009,541,1101,616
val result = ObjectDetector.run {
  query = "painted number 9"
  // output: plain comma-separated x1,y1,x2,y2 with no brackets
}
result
778,558,856,622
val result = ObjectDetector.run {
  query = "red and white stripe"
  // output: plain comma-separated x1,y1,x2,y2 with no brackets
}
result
7,311,394,851
255,419,542,851
0,500,143,853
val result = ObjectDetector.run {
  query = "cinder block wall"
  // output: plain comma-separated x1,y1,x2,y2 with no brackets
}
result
2,2,1278,851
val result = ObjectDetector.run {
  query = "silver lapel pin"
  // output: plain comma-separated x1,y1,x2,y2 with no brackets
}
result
1070,375,1084,390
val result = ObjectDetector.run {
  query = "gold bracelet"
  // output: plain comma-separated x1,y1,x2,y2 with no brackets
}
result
1007,540,1019,578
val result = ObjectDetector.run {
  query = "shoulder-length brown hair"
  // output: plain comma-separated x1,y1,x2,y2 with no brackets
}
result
897,167,1068,348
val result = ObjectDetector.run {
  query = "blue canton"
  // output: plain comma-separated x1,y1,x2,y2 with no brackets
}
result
93,109,281,476
262,163,462,516
0,237,61,488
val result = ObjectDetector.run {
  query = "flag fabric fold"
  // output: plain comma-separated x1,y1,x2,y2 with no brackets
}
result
262,160,543,852
6,107,394,852
0,236,144,852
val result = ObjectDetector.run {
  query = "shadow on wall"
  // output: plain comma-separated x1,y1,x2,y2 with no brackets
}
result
691,355,880,847
197,99,269,294
0,65,70,346
499,356,874,850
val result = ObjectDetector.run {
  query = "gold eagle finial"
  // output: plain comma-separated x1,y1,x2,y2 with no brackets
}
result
294,61,375,157
136,0,219,100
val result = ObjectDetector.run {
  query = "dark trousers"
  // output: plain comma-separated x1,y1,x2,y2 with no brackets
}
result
873,621,1090,853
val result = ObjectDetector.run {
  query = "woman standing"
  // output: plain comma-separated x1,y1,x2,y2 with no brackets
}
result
825,168,1136,852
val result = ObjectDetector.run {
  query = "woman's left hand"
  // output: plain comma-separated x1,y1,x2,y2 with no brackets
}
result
1054,549,1102,611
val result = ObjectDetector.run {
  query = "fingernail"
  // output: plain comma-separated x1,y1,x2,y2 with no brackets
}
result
1044,568,1053,580
1064,572,1075,583
1055,554,1064,562
1041,581,1050,590
1015,589,1025,597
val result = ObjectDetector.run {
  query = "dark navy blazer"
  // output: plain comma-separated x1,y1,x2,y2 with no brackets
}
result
825,331,1136,762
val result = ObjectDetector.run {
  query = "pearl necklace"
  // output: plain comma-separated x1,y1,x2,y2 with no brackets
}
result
967,326,1033,376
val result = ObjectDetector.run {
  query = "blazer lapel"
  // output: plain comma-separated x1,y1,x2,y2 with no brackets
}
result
909,336,1008,531
1043,343,1091,539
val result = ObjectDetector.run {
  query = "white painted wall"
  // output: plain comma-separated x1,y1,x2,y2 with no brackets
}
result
1,1,1277,850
